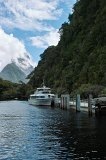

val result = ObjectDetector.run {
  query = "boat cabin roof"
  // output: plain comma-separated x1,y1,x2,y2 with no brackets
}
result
36,86,51,92
33,86,52,94
37,86,50,90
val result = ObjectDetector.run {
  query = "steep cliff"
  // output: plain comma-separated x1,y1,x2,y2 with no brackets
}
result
29,0,106,96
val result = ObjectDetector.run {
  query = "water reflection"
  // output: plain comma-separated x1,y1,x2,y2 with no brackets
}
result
0,100,106,159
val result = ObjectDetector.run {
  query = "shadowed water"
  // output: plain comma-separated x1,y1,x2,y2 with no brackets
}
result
0,100,106,160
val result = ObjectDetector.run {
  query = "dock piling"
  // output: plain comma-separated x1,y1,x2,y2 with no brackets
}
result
88,94,92,116
76,94,80,112
61,94,70,109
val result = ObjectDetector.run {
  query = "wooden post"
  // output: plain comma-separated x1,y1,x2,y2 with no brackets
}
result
76,94,80,112
65,94,70,109
54,94,59,107
88,94,92,116
60,95,63,109
61,94,70,109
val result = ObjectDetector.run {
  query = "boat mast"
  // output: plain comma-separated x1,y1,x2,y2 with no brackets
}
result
42,79,45,87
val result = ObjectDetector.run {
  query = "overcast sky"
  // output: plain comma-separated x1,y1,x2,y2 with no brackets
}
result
0,0,76,70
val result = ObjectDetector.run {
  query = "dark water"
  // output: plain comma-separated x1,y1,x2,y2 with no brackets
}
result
0,101,106,160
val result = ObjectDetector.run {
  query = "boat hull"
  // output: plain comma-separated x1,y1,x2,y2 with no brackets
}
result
28,98,52,106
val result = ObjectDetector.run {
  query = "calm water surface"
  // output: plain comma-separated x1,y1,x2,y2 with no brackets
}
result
0,100,106,160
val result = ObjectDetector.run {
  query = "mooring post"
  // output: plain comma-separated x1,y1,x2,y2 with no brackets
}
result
88,94,92,116
55,94,58,107
67,94,70,109
62,96,64,109
60,95,63,109
61,95,65,109
76,94,80,112
65,94,70,109
61,94,70,109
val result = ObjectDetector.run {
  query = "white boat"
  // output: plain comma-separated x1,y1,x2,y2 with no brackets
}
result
28,85,56,106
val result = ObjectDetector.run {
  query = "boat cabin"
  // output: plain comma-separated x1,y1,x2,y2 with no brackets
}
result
34,86,51,94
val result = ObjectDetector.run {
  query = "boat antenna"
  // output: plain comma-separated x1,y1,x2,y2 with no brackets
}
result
43,79,45,87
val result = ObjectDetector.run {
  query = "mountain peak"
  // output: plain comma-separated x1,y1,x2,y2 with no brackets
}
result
0,62,28,83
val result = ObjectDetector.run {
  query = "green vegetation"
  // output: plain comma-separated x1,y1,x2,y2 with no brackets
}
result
0,78,33,101
28,0,106,98
0,78,17,100
0,0,106,100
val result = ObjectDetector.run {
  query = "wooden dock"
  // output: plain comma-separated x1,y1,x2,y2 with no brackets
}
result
56,94,95,115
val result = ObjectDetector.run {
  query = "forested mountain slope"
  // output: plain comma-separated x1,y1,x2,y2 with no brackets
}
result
29,0,106,96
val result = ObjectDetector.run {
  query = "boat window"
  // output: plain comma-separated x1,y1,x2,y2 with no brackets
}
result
37,89,43,91
43,91,50,94
31,96,45,99
40,96,45,98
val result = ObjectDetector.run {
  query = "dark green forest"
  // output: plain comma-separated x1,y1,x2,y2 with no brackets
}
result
28,0,106,97
0,0,106,100
0,78,33,100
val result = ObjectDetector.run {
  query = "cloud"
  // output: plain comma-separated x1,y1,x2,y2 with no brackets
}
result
30,29,60,48
0,27,35,71
0,0,63,31
0,0,76,71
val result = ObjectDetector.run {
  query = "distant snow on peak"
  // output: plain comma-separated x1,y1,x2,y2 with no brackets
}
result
16,55,35,75
0,27,36,74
